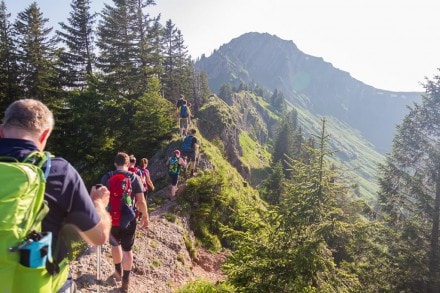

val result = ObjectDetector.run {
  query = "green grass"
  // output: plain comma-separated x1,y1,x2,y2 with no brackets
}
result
177,279,235,293
238,131,272,186
293,106,384,203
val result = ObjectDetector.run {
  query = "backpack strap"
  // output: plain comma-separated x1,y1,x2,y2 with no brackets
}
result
23,151,52,179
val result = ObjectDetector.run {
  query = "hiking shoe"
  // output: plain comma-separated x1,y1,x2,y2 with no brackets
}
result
121,278,129,292
113,271,122,282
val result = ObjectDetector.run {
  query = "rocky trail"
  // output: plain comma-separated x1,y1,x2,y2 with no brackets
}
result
70,192,227,293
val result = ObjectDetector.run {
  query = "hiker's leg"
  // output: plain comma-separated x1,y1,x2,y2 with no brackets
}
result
169,174,178,199
179,118,186,137
171,184,178,197
120,223,136,292
122,250,133,271
111,245,123,264
109,227,123,279
189,152,196,176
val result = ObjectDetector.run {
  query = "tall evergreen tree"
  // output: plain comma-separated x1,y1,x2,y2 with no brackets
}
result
191,69,211,114
14,2,58,103
0,0,21,112
259,161,285,204
96,0,157,97
161,19,193,102
57,0,96,88
378,73,440,292
161,19,178,99
223,119,361,291
272,110,302,172
128,76,175,155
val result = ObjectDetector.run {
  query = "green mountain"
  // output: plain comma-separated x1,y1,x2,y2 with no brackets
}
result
195,32,422,202
195,32,421,154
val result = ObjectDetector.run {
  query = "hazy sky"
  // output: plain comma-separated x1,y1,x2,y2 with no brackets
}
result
6,0,440,92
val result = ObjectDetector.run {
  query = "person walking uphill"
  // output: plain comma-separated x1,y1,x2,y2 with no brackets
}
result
166,149,187,200
178,99,191,137
128,155,142,177
0,99,111,293
176,94,185,109
139,157,155,201
100,152,149,293
181,128,200,177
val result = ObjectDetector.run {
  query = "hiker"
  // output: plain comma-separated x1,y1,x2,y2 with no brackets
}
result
128,154,142,177
139,157,155,201
0,99,111,293
178,99,191,137
176,94,185,109
166,149,187,200
100,152,149,293
181,128,200,177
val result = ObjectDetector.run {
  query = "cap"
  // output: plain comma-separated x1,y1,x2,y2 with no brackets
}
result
174,150,180,157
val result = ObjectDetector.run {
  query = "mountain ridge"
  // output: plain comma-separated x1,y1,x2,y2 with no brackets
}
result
195,32,421,154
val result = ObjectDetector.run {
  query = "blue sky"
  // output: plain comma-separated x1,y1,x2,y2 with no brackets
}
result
5,0,440,92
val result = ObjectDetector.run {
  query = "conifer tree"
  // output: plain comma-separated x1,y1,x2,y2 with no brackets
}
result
57,0,96,88
161,19,178,99
191,69,211,114
96,0,157,97
127,76,175,155
272,110,301,172
223,119,361,291
14,2,59,102
14,2,58,103
259,161,285,204
218,83,234,101
378,74,440,291
161,19,194,102
0,0,21,112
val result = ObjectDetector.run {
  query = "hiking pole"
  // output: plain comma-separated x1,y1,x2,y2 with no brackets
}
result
97,245,101,293
94,184,104,293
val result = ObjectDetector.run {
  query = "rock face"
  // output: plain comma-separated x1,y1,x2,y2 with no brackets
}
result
196,93,274,182
70,199,227,293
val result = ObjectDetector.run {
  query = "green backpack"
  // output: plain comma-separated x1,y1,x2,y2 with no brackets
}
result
168,156,180,175
0,151,68,292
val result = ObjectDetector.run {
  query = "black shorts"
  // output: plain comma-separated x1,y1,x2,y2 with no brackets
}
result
182,151,196,162
169,173,179,186
109,220,137,251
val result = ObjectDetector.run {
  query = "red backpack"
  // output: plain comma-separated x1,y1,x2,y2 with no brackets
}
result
107,172,136,228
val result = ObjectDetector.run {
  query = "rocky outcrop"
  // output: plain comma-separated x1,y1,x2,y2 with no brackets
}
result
196,93,275,182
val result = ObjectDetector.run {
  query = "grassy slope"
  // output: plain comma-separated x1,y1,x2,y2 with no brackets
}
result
235,92,383,203
294,105,383,203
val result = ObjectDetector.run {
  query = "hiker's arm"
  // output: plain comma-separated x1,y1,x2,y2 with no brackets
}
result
81,186,111,245
179,157,187,167
146,175,155,191
135,192,149,227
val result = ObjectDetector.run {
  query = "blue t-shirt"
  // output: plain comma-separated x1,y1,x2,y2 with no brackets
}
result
0,138,101,260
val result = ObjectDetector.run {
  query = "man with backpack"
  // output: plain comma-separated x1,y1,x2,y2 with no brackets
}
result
176,94,185,109
178,100,191,137
100,152,148,293
0,99,111,293
166,149,187,200
181,128,200,177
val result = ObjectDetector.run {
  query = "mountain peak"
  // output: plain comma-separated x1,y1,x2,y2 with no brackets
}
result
195,32,421,153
